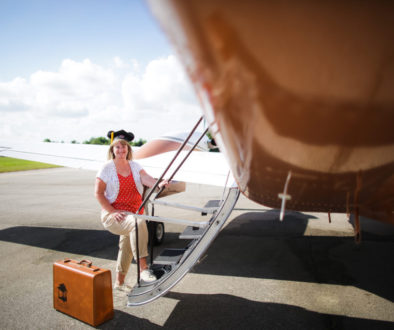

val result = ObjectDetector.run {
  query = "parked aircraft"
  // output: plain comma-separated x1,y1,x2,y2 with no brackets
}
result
1,0,393,306
128,0,394,304
147,0,394,227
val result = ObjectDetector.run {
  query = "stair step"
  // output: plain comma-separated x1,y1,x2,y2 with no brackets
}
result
201,199,221,215
179,226,205,239
153,248,186,265
127,187,240,306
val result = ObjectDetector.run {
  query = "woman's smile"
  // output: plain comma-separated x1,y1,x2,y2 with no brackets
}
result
114,144,128,158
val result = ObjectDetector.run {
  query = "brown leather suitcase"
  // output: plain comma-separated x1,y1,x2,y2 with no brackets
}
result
53,259,114,326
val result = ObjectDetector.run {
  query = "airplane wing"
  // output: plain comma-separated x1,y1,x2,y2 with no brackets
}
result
0,140,107,171
0,137,233,188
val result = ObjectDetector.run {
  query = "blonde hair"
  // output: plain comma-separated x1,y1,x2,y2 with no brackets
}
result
107,139,133,160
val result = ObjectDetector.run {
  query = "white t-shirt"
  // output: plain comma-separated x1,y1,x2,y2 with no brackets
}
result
96,160,144,204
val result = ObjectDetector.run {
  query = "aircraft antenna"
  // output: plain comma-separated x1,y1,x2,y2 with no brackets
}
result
279,171,292,221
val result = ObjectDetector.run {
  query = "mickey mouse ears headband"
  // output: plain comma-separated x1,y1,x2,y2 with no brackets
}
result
107,130,135,144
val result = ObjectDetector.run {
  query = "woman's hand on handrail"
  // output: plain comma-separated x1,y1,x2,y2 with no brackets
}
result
158,179,170,190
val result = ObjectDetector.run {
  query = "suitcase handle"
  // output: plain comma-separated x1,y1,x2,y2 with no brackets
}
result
78,259,93,267
62,259,101,271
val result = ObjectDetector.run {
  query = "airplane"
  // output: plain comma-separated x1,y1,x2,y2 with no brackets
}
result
145,0,394,227
1,0,393,306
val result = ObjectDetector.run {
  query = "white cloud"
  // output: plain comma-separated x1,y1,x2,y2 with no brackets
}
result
0,77,31,112
0,55,202,142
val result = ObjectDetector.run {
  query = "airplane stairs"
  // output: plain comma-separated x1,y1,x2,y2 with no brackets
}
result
127,186,240,306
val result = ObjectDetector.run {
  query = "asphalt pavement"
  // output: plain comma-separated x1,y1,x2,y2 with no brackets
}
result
0,168,393,329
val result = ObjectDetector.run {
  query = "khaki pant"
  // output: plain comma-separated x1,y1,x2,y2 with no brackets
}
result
101,210,149,276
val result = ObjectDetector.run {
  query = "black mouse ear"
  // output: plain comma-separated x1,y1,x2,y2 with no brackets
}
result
128,132,135,142
107,131,114,139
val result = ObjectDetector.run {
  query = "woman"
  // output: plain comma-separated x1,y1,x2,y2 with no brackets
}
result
95,131,168,289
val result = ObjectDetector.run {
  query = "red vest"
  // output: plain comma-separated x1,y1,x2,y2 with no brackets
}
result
111,173,144,214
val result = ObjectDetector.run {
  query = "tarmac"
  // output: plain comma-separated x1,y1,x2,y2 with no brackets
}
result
0,167,393,329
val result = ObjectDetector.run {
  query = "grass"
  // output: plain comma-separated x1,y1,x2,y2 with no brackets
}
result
0,157,61,173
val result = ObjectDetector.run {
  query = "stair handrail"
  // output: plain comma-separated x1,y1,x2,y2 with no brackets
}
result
135,116,207,286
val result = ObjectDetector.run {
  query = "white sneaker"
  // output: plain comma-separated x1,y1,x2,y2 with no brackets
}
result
114,283,132,292
140,269,157,282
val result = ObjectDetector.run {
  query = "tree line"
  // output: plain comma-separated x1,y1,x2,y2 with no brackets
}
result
43,137,147,146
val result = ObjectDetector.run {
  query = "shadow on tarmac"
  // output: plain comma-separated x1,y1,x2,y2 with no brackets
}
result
97,292,393,330
0,226,120,261
0,226,182,261
97,310,161,329
163,292,393,330
0,209,393,303
194,210,394,302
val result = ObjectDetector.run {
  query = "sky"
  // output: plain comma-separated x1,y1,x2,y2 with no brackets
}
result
0,0,203,143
